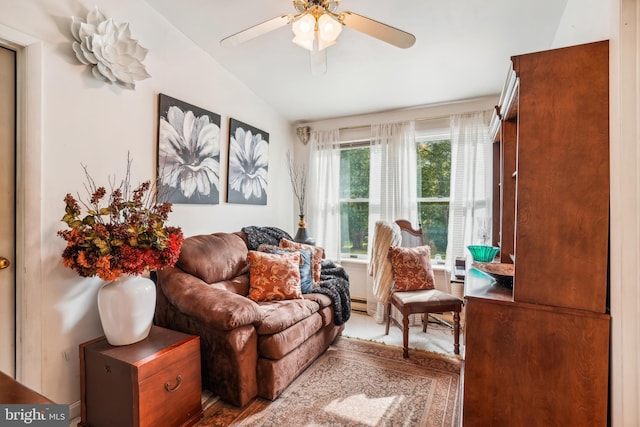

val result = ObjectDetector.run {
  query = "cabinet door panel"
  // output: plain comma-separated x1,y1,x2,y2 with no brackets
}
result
513,41,609,312
462,299,609,427
500,119,517,264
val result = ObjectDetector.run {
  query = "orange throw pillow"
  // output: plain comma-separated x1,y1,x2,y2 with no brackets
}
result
280,239,324,284
389,245,435,291
247,251,302,301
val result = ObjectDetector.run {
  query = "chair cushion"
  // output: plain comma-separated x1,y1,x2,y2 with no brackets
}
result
389,245,435,291
247,251,302,301
391,289,463,309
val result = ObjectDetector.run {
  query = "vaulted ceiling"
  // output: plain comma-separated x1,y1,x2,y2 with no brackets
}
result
144,0,594,123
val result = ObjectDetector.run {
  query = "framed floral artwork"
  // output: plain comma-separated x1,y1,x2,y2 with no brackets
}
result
157,93,221,204
227,118,269,205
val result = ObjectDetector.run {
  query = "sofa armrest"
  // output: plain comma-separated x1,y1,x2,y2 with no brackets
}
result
156,267,262,331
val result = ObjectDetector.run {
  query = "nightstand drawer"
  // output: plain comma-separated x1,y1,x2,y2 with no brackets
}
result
80,326,203,427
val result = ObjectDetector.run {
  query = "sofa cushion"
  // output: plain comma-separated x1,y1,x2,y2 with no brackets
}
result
302,293,333,310
258,312,324,359
248,251,302,301
300,294,334,327
258,244,313,293
314,306,335,327
280,239,324,284
208,274,250,296
176,233,249,284
255,298,320,335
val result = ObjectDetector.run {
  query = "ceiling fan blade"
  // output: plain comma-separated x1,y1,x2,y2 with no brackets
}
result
310,49,327,76
339,12,416,49
221,15,293,47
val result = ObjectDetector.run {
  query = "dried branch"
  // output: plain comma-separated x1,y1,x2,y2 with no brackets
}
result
287,150,307,216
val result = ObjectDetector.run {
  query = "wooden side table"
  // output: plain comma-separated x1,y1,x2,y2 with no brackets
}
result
79,326,203,427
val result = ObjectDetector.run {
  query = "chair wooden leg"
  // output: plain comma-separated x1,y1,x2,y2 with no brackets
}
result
453,311,460,355
402,310,410,358
422,313,427,332
385,303,391,335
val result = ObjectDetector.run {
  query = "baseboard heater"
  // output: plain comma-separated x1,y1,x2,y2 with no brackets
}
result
351,298,367,314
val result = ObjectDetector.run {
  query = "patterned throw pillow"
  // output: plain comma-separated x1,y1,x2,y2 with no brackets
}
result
257,244,314,293
280,239,324,284
247,251,302,301
389,245,435,291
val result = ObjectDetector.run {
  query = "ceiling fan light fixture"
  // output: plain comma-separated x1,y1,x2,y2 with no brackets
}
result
316,37,337,51
292,35,314,50
292,13,316,50
223,0,415,73
292,13,342,52
292,14,315,36
317,14,342,43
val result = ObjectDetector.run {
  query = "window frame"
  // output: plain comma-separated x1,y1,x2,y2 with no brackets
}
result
336,128,453,261
338,141,372,260
416,130,452,260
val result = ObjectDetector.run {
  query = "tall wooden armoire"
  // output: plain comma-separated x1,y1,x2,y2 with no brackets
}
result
462,40,610,427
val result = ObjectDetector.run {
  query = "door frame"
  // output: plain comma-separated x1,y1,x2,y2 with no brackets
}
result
610,0,640,425
0,24,43,391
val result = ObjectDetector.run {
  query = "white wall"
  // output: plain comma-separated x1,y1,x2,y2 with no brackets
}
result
0,0,295,406
551,0,611,47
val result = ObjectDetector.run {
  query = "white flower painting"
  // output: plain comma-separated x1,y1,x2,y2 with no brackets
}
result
158,94,221,204
227,119,269,205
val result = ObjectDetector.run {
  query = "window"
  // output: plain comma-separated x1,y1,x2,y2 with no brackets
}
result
338,132,452,260
339,145,370,257
417,137,451,259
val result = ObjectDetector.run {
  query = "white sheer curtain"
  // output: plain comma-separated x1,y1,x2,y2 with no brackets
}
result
368,121,419,230
445,110,493,271
307,129,341,261
367,121,418,322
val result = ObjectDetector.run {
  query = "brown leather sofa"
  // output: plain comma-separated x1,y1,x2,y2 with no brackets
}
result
153,231,346,407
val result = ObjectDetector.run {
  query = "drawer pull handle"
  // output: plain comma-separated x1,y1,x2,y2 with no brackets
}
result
164,375,182,393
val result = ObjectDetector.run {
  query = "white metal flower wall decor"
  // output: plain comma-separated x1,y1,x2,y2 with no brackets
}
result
70,7,150,89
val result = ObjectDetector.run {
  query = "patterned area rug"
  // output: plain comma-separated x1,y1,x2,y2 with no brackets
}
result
196,336,461,427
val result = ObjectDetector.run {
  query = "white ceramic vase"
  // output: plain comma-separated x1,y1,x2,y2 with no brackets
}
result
97,274,156,346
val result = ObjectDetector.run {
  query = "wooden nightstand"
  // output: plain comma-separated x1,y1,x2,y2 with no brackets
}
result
79,326,203,427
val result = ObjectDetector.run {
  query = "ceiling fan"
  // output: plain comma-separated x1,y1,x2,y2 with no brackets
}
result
220,0,416,74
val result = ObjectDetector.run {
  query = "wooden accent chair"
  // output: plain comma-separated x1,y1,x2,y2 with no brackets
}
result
394,219,425,247
385,219,463,358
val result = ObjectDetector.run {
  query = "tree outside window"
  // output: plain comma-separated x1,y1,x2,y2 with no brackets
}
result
417,139,451,259
339,147,370,256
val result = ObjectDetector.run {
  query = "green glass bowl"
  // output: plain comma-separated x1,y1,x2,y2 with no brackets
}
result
467,245,500,262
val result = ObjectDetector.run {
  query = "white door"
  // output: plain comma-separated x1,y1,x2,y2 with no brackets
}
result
0,45,16,376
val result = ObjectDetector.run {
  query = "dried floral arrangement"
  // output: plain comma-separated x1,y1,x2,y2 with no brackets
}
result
57,156,183,281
